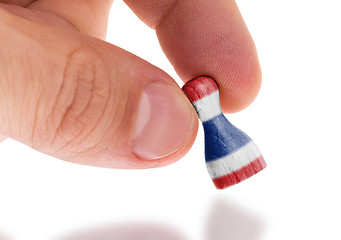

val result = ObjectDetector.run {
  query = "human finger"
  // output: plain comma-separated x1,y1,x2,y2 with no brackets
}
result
124,0,262,112
0,8,197,168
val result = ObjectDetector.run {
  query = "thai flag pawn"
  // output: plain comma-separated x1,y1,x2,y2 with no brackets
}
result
182,76,266,189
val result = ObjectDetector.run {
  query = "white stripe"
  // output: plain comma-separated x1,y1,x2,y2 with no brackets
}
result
206,141,262,178
192,91,221,122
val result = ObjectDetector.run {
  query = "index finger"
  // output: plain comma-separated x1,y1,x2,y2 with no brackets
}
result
124,0,261,113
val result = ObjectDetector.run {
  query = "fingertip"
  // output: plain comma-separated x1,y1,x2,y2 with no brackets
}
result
179,46,262,113
130,115,198,169
131,81,199,166
153,0,262,113
149,115,198,168
77,101,199,170
218,54,262,113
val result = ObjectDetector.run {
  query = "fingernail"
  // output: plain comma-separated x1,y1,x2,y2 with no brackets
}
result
132,82,194,160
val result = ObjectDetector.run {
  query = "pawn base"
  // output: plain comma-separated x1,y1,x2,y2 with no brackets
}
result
212,156,266,189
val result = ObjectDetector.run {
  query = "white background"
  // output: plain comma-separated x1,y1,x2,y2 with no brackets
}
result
1,0,341,239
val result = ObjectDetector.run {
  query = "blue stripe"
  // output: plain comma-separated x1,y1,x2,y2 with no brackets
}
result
202,114,251,162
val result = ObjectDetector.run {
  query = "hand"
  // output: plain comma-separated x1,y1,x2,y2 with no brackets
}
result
0,0,261,169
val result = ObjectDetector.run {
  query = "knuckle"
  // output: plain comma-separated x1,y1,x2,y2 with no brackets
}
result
48,46,112,152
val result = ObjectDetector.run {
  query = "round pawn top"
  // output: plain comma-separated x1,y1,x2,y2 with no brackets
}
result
182,76,219,103
182,76,222,123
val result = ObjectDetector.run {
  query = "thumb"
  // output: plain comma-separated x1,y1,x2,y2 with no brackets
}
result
0,9,197,169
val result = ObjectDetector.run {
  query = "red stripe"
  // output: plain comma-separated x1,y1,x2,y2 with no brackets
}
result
182,76,219,102
212,156,266,189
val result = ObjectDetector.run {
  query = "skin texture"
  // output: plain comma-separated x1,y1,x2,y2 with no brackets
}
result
0,0,261,169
